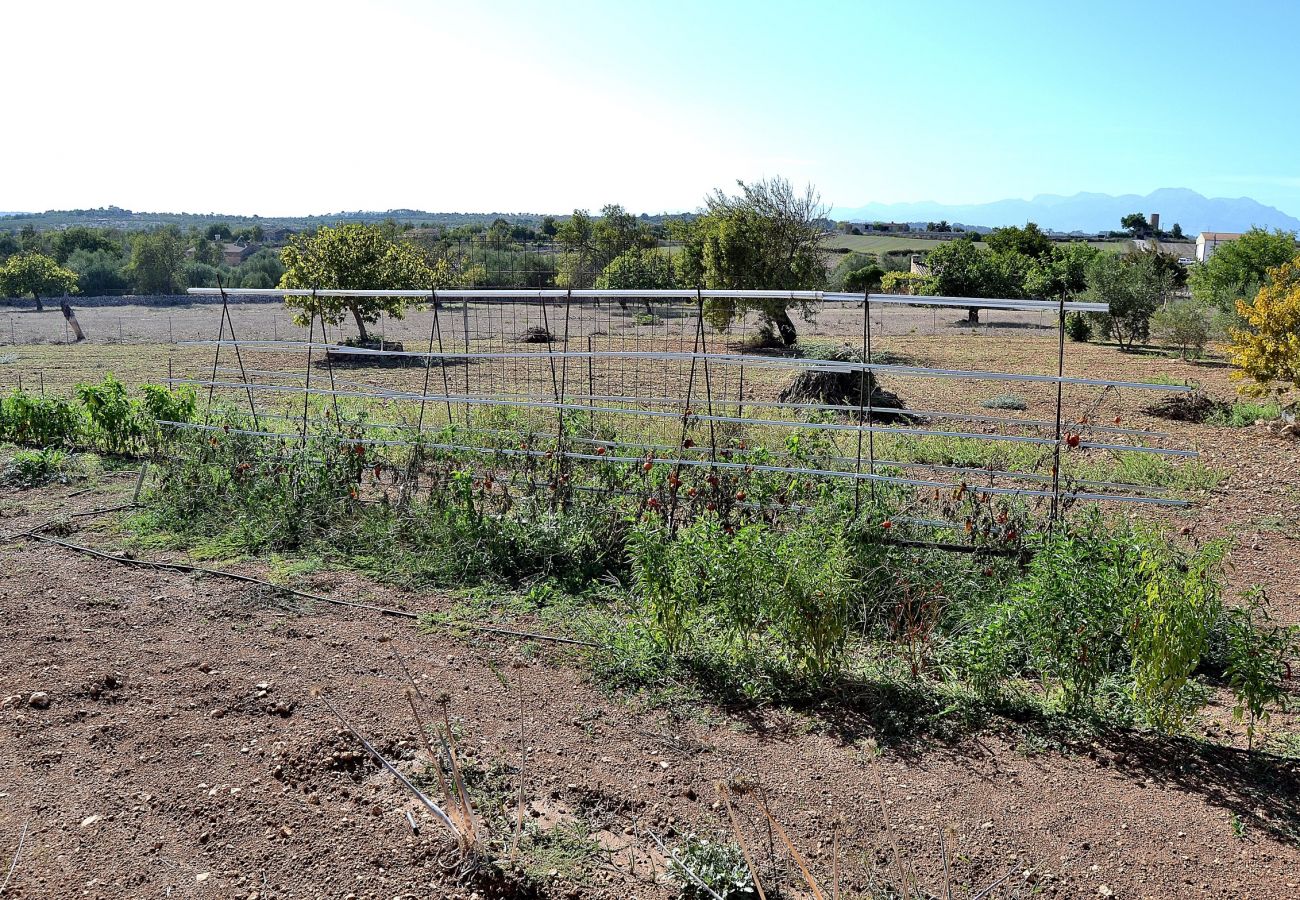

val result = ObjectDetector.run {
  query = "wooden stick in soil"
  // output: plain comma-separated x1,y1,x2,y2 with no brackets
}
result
756,794,827,900
510,690,527,863
717,782,767,900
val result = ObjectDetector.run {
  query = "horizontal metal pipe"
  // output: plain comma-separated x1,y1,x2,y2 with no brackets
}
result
208,364,1170,440
209,410,1169,496
185,286,1109,313
174,377,1197,457
156,419,1187,507
187,339,1193,393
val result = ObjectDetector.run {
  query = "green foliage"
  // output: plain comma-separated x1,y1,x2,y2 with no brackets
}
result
0,390,80,446
675,177,827,344
1151,298,1214,359
1127,536,1224,730
1189,227,1299,316
51,226,122,264
1219,589,1296,748
1065,312,1092,342
127,229,186,294
595,247,677,290
1084,250,1172,350
0,251,79,310
1026,242,1101,300
66,248,130,294
669,833,756,900
880,270,931,295
76,374,143,454
985,222,1052,260
555,204,656,288
1,447,69,488
279,223,449,342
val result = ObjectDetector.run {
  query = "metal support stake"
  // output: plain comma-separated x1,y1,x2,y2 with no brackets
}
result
1050,296,1067,525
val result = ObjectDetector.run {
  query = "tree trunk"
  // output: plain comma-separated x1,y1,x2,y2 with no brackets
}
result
966,306,979,325
772,307,798,346
350,304,369,343
34,292,43,313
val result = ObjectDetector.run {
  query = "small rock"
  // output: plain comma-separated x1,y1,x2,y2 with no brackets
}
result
195,872,210,883
80,814,102,828
0,695,21,710
27,692,50,710
279,825,293,838
1097,886,1113,898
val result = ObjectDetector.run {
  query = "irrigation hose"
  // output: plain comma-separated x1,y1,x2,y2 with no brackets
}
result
9,513,598,649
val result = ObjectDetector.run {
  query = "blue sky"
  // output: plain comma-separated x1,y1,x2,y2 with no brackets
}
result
6,0,1299,216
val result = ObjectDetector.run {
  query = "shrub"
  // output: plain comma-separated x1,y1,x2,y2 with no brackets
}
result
1229,257,1300,399
980,393,1028,411
1065,311,1092,342
880,270,932,295
0,391,81,447
76,374,143,454
1151,299,1213,359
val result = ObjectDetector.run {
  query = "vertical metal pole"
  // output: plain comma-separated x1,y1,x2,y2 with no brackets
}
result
667,292,704,534
586,335,595,411
461,299,472,426
39,371,44,396
854,293,869,512
865,292,877,504
218,276,260,429
64,318,71,344
118,317,123,341
1050,296,1067,525
169,316,174,344
696,294,717,463
300,308,316,446
553,291,573,506
432,300,454,427
10,317,15,345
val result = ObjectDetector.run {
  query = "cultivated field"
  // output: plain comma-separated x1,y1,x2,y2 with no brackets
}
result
1,297,1297,900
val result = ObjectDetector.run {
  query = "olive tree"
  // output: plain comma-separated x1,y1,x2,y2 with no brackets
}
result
278,224,449,343
0,251,78,311
675,177,827,345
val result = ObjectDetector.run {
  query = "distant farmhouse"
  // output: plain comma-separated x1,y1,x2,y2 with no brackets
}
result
1195,232,1243,262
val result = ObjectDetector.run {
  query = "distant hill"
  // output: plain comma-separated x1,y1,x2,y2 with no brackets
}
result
0,206,693,233
832,188,1300,235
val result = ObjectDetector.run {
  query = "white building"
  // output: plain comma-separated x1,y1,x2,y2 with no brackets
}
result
1195,232,1244,262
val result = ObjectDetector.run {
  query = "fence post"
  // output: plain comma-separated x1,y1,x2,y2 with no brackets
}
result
168,316,174,343
1050,296,1067,525
9,317,14,345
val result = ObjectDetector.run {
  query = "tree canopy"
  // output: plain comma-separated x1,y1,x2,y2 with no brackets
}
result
675,177,827,345
0,252,79,311
278,223,449,343
127,230,186,295
1084,250,1171,350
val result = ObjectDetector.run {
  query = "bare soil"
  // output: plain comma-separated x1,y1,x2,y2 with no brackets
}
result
2,309,1299,899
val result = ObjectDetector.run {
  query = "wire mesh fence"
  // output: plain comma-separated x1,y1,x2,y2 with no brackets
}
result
143,287,1199,549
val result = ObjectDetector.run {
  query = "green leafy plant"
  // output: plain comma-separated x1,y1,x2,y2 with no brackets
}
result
0,390,80,447
76,374,142,454
669,833,756,900
1220,588,1296,748
980,393,1028,411
1,447,68,488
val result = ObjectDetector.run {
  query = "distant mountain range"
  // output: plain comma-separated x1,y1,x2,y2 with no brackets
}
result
831,188,1300,235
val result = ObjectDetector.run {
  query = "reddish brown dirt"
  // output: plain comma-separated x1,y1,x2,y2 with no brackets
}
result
2,475,1298,900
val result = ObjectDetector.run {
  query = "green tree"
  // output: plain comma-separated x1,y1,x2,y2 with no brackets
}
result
595,248,677,290
1121,213,1151,238
985,222,1052,260
675,177,827,345
1170,222,1185,240
127,229,186,294
1024,242,1101,299
205,223,232,241
1151,298,1213,360
51,226,122,264
1084,250,1171,350
924,235,1025,323
278,223,446,343
0,252,79,311
555,205,655,288
1189,227,1299,316
66,248,130,295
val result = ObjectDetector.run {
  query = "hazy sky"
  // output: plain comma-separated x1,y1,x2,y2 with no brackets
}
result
6,0,1299,217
